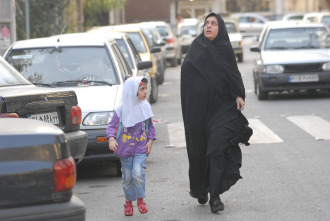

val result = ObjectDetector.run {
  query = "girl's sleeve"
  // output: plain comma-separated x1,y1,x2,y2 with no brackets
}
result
106,111,120,140
147,118,156,141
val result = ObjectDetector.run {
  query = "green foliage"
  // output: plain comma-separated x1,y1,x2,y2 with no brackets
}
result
15,0,69,40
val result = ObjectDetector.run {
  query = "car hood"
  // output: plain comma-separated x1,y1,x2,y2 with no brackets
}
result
66,85,120,113
261,49,330,64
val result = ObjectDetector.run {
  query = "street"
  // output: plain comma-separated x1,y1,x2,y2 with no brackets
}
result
74,38,330,221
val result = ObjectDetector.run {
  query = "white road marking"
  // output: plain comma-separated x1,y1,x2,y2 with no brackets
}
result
248,119,284,144
287,115,330,140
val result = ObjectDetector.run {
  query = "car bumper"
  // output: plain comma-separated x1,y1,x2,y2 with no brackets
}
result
0,195,85,221
83,128,117,161
258,71,330,92
65,130,88,164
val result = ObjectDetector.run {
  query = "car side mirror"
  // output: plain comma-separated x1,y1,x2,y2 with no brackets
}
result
137,61,152,70
250,46,261,52
150,47,161,53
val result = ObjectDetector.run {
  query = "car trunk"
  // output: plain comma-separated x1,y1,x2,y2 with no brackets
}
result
0,86,79,133
0,120,72,209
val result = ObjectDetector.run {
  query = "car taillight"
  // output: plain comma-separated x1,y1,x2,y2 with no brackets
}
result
71,106,82,125
166,38,175,44
0,113,19,118
53,157,76,192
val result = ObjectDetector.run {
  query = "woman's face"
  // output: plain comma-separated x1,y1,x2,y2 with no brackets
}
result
203,16,219,41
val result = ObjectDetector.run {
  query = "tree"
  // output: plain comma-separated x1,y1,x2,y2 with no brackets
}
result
15,0,126,40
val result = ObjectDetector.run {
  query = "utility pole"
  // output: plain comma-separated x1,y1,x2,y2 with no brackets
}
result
25,0,30,39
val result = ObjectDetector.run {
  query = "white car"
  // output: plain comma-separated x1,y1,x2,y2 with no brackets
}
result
230,13,269,37
4,32,145,175
303,12,330,28
250,21,330,100
177,18,198,54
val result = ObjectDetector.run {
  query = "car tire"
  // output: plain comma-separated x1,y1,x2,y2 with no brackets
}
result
256,81,268,100
237,53,243,62
170,58,177,67
157,62,165,85
149,77,158,103
116,161,122,177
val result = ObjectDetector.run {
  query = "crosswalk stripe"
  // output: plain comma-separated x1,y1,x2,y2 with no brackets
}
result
248,119,283,144
287,115,330,140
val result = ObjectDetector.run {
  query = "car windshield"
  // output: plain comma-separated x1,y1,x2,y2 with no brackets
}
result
6,47,119,86
321,16,330,26
126,32,148,53
115,38,134,69
264,27,330,50
141,28,155,48
225,22,237,33
0,57,31,87
180,25,196,35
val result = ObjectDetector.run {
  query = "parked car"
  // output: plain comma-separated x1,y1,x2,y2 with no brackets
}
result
139,22,167,84
177,18,198,54
147,21,182,67
282,12,305,21
86,30,153,100
0,56,87,164
92,24,160,102
4,33,135,175
250,21,330,100
303,12,330,27
230,13,269,37
0,118,86,220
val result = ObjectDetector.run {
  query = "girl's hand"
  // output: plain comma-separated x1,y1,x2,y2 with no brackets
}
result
109,140,118,152
145,139,153,154
236,96,245,111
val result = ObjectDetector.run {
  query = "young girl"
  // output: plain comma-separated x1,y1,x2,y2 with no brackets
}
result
107,76,156,216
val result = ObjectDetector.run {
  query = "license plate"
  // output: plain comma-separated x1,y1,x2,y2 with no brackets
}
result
28,112,59,124
289,74,319,83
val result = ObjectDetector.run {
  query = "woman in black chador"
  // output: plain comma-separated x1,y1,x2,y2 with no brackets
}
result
181,12,252,213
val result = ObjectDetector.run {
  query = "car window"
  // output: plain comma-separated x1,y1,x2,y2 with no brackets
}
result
126,32,148,53
321,16,330,26
225,22,237,33
0,57,31,86
141,28,154,48
111,44,132,80
264,27,330,50
6,47,119,85
115,38,134,69
127,38,142,63
156,25,169,36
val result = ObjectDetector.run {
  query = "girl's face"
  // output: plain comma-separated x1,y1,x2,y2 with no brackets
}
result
203,16,219,41
137,82,148,100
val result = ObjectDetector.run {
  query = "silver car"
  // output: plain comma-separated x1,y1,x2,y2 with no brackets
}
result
250,21,330,100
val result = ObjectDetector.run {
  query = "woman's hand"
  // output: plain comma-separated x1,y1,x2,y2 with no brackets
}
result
145,139,153,154
108,139,118,152
236,96,245,111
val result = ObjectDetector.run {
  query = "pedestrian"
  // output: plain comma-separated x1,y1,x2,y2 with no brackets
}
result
180,12,252,213
107,76,156,216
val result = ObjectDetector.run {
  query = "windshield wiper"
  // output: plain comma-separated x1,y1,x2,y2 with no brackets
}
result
267,47,288,50
33,82,56,87
51,80,112,86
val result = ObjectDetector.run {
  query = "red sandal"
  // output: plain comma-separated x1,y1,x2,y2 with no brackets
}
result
137,198,148,214
124,200,133,216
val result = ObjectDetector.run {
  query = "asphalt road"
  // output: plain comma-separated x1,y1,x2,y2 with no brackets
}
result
74,38,330,221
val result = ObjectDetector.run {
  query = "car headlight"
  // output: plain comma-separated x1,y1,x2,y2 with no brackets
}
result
257,65,284,74
322,62,330,71
83,112,113,126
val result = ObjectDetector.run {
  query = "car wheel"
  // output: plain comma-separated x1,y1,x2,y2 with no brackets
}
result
149,77,158,103
116,161,122,177
256,81,268,100
237,53,243,62
157,62,165,85
170,58,177,67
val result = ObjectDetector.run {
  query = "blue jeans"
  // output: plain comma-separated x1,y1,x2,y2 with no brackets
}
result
120,153,147,201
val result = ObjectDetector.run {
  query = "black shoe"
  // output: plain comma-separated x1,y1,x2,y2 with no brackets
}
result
210,199,224,213
198,194,208,205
